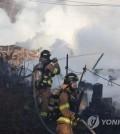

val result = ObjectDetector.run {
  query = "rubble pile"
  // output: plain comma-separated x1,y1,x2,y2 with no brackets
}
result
0,45,40,67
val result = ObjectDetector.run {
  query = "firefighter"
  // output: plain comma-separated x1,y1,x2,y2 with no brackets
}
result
56,73,80,134
33,50,60,117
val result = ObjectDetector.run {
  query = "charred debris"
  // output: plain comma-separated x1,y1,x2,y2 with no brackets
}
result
0,45,49,134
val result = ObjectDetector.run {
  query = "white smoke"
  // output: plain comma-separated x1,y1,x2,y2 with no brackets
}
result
0,0,90,50
1,0,120,56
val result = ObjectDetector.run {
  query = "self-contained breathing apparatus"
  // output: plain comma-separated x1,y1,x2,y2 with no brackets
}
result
33,62,44,89
47,88,60,120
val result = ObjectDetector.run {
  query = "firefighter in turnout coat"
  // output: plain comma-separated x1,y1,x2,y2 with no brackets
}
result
33,50,60,117
56,73,80,134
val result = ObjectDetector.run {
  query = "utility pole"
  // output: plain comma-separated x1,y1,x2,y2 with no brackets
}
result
92,53,104,69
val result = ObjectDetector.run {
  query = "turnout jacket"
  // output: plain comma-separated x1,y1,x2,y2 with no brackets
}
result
57,84,76,125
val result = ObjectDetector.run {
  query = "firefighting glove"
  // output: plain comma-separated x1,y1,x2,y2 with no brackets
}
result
73,114,81,126
52,57,58,63
75,114,81,121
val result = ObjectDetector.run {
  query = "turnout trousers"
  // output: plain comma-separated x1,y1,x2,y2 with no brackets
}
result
40,88,51,113
56,123,73,134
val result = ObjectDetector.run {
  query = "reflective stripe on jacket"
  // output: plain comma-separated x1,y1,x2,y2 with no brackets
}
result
59,103,70,110
57,117,72,125
57,85,76,125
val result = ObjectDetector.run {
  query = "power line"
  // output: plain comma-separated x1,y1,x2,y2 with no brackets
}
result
29,0,120,7
59,0,111,5
1,0,120,8
66,66,120,87
58,52,101,60
68,67,82,75
87,68,120,87
0,1,120,25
